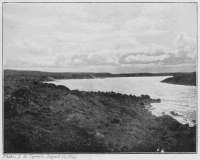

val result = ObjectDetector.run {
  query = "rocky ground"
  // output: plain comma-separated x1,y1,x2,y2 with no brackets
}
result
4,70,196,153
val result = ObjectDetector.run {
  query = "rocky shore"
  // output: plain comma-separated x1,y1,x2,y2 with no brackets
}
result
4,70,196,153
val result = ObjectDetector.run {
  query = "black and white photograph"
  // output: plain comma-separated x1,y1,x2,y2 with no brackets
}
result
2,1,197,154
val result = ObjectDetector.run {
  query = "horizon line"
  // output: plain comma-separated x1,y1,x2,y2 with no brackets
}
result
3,68,196,74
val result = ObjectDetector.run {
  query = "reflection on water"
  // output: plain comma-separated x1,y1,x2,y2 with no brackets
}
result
47,76,197,126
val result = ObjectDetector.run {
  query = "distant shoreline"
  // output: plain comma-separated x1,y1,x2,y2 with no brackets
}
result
4,69,196,85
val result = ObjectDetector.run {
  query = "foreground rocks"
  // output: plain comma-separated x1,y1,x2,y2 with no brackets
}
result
4,72,196,153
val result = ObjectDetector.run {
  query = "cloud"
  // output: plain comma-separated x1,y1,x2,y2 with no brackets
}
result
173,33,197,59
122,54,169,64
3,3,197,73
71,53,118,66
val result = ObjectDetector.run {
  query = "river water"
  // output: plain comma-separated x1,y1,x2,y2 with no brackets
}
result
47,76,197,126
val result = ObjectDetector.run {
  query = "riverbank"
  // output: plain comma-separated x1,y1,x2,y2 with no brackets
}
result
4,70,196,152
161,72,196,86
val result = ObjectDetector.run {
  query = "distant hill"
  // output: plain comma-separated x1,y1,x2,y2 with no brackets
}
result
4,69,175,81
161,72,196,86
4,69,113,81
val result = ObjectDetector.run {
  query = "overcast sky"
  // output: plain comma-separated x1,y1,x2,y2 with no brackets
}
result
3,3,197,73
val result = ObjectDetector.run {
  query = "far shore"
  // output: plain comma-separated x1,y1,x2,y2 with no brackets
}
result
4,69,196,86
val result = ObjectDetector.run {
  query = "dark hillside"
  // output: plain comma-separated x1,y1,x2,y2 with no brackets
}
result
162,72,196,86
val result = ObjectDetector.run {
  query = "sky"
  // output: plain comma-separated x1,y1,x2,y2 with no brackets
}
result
3,3,197,73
